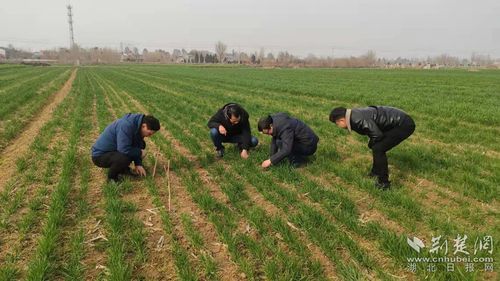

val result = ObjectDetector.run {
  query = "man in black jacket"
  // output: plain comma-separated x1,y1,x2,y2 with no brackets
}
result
207,103,258,158
258,113,319,168
329,106,415,189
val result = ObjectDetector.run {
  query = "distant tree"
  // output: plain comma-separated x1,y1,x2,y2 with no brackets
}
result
258,48,265,64
250,54,256,64
215,41,227,63
201,51,208,63
362,50,377,66
239,52,250,64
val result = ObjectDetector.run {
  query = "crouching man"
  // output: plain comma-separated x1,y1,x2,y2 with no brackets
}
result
91,113,160,183
329,106,415,189
258,113,319,168
207,103,258,159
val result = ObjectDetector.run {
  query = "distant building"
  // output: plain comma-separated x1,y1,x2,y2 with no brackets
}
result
224,53,238,63
0,48,6,60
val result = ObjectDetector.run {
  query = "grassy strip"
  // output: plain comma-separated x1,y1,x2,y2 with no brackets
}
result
81,68,147,281
0,68,65,118
0,77,79,280
24,70,86,280
180,213,219,280
0,68,72,148
58,70,95,280
91,68,210,280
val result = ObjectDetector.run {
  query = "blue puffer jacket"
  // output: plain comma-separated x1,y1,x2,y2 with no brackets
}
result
91,113,146,166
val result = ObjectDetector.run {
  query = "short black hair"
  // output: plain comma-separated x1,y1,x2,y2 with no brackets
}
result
224,104,243,119
329,107,347,123
257,115,273,132
142,115,160,131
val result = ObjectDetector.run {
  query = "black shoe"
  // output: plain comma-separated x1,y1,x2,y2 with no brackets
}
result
289,155,306,168
375,180,391,190
216,148,225,158
107,177,122,184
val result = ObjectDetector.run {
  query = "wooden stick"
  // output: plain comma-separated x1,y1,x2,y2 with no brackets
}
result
152,150,159,177
86,234,108,243
164,161,171,211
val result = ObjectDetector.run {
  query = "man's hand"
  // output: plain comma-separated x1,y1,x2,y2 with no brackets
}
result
135,165,147,177
261,159,272,168
141,149,147,159
240,149,249,159
218,125,227,136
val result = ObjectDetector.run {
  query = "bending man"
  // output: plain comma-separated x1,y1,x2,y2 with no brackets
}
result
91,113,160,183
329,106,415,189
258,113,319,168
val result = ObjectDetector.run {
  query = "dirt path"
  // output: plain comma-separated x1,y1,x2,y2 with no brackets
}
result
0,68,77,192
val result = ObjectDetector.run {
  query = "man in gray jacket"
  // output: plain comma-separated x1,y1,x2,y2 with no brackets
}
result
258,113,319,168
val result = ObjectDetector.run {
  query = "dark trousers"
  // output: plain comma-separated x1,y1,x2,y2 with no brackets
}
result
209,128,258,150
371,117,415,183
92,152,131,180
276,139,317,163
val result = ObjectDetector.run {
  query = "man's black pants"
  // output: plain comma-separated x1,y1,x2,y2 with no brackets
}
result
371,117,415,183
209,128,258,151
92,152,131,180
276,139,318,164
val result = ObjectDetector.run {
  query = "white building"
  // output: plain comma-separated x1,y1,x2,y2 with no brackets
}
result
0,48,6,60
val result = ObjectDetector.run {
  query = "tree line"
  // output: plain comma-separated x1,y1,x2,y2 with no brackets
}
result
0,42,497,68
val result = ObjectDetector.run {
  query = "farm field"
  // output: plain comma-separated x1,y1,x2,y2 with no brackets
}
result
0,64,498,280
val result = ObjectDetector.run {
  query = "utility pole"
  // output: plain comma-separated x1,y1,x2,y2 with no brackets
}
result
238,45,241,64
67,5,75,49
331,47,334,68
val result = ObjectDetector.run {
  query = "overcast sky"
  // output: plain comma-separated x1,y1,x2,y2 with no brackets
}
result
1,0,499,58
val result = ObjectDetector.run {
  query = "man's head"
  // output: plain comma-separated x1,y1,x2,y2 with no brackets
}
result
225,104,242,125
329,107,348,129
141,115,160,137
258,115,273,135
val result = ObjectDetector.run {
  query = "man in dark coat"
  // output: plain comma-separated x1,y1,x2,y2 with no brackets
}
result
207,103,258,158
329,106,415,189
91,113,160,183
258,113,319,168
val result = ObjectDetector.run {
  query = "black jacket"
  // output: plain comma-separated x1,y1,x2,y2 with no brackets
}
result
270,113,319,164
350,106,412,147
207,103,252,149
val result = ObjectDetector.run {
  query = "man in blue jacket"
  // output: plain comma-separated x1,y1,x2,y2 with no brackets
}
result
91,113,160,183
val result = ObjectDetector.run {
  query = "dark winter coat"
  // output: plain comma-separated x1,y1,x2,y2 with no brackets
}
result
207,103,252,149
349,106,412,148
269,113,319,164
